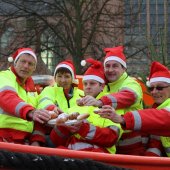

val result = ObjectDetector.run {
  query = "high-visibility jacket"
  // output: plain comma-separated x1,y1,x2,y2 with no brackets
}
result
49,91,123,154
123,98,170,157
101,72,143,112
37,84,84,113
31,84,84,144
0,67,41,144
145,134,163,157
155,99,170,157
98,72,146,155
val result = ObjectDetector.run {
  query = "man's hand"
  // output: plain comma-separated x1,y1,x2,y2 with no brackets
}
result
76,98,84,106
27,109,51,124
77,95,103,107
94,105,125,124
53,107,63,115
58,121,83,134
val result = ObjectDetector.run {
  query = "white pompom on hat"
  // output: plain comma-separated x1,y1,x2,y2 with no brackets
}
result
81,58,106,84
8,56,14,62
146,80,151,87
81,60,86,66
54,60,79,84
8,48,37,64
147,61,170,86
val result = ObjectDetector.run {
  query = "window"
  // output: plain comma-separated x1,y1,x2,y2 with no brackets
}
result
1,27,14,49
40,29,63,72
41,32,55,71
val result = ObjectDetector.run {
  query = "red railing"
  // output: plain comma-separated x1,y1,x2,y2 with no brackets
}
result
0,142,170,170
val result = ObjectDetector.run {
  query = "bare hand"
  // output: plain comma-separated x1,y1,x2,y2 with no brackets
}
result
53,107,63,115
77,95,103,107
61,121,83,134
28,109,51,124
77,98,84,106
94,105,124,124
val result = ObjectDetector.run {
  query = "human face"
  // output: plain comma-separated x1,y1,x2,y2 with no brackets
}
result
55,72,72,89
14,54,36,83
83,79,104,97
104,60,125,82
149,82,170,104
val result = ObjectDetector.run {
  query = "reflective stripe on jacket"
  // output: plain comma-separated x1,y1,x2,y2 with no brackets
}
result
102,72,145,155
50,91,124,154
69,105,123,154
158,99,170,157
0,69,36,133
38,84,84,112
103,72,143,112
129,98,170,157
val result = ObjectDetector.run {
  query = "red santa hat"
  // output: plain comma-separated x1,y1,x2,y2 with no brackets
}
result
103,46,126,68
8,48,37,64
81,58,105,83
54,60,78,84
147,61,170,86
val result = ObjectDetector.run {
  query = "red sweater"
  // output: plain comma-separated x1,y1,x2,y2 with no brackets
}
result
50,121,119,153
122,106,170,156
124,108,170,137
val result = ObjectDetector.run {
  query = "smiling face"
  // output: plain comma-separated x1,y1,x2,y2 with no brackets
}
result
55,68,72,89
14,54,36,83
149,82,170,104
104,60,126,82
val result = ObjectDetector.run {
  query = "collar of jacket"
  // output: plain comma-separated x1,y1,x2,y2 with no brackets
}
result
107,72,128,86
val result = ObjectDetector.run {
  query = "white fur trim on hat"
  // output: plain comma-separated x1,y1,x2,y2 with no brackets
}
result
54,64,75,80
150,77,170,84
81,60,86,66
8,56,13,62
104,56,126,68
14,50,37,64
83,75,104,83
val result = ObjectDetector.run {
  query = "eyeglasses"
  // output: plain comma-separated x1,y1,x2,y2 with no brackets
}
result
148,85,170,92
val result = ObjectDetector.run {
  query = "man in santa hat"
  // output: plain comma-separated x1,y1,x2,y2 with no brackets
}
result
80,46,143,116
48,58,123,153
79,46,162,156
96,61,170,157
0,48,53,145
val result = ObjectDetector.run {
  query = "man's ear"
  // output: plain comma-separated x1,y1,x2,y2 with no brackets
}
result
33,65,36,71
122,66,126,71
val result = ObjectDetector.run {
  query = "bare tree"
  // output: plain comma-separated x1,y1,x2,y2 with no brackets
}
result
0,0,154,76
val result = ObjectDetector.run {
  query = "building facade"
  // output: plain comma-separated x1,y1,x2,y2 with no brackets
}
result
0,0,169,77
